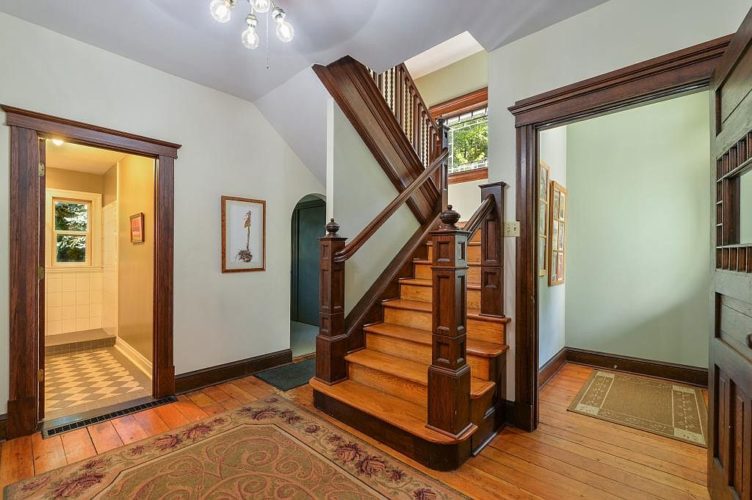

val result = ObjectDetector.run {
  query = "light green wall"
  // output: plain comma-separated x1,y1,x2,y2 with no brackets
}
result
413,51,487,107
564,91,711,368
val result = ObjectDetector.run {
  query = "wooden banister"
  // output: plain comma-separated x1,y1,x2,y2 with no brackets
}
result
334,149,448,263
463,195,494,238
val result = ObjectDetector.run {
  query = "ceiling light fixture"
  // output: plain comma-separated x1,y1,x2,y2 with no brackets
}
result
209,0,294,49
51,138,64,146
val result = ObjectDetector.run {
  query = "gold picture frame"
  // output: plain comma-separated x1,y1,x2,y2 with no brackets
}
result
548,181,567,286
538,161,551,276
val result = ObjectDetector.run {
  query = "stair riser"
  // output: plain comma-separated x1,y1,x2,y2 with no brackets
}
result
383,307,505,344
349,363,427,403
414,263,480,283
399,284,481,309
427,245,477,261
366,333,492,380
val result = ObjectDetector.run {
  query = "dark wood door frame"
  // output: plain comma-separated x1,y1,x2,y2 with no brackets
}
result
506,35,731,431
2,105,181,438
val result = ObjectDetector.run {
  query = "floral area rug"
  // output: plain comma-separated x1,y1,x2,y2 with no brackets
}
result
7,396,466,499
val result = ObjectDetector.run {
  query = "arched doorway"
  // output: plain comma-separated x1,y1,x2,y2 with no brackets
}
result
290,194,326,358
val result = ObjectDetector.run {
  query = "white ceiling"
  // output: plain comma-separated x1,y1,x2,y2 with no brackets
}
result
405,32,484,79
0,0,609,102
46,141,125,175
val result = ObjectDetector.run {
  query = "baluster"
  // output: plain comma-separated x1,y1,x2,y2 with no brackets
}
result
395,67,403,126
479,183,506,316
428,206,472,437
316,218,348,383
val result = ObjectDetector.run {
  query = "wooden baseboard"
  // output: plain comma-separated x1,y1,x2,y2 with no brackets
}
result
115,338,153,379
175,349,292,394
563,347,708,387
538,347,567,388
0,413,7,441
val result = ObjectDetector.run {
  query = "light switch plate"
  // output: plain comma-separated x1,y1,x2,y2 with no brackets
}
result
504,221,520,237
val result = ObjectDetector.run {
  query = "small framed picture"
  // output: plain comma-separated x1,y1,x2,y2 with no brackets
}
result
222,196,266,273
130,213,144,244
548,181,567,286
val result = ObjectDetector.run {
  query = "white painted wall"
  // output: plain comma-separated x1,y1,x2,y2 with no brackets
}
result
538,127,567,368
326,100,419,313
0,12,323,412
487,0,751,398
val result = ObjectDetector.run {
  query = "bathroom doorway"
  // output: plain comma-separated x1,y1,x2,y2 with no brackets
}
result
290,194,326,359
43,140,156,424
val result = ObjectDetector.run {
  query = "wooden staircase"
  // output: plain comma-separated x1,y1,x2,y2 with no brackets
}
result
312,56,509,471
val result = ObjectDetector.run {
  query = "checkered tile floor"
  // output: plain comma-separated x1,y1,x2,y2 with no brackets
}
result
45,347,150,420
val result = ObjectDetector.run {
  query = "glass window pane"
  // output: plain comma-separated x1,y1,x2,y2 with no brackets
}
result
448,114,488,173
56,235,87,263
54,201,88,231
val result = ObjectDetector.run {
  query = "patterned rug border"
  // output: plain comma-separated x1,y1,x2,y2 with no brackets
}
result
6,394,468,499
567,370,708,448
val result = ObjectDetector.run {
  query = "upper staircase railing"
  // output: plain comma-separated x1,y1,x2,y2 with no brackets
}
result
369,64,441,168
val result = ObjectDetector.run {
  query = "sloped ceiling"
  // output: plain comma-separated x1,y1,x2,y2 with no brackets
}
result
0,0,608,102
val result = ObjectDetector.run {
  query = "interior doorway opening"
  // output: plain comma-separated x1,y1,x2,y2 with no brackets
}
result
290,194,326,359
43,139,156,425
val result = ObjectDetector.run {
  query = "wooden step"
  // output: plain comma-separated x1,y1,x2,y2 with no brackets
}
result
413,259,480,283
309,378,476,445
364,322,508,380
382,298,508,344
425,240,480,262
400,277,481,309
345,349,495,405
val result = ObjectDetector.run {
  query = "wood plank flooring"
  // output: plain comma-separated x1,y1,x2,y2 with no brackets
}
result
0,363,709,499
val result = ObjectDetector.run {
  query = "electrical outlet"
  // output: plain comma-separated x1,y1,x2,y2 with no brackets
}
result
504,221,520,237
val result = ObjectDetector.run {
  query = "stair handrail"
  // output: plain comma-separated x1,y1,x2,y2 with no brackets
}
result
463,194,495,238
333,149,448,263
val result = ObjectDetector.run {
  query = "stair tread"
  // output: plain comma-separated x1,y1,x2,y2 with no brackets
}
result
309,378,476,445
400,277,481,290
382,298,510,323
365,323,508,357
425,240,480,247
345,349,495,398
413,258,480,266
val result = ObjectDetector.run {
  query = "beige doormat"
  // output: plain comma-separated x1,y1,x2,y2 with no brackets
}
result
568,370,707,447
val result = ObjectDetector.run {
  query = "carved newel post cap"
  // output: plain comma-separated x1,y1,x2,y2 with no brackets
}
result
439,205,461,228
325,218,340,236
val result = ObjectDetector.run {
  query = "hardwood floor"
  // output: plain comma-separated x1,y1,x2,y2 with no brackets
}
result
0,363,709,499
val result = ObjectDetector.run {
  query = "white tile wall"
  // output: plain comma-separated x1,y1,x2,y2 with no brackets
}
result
46,269,104,335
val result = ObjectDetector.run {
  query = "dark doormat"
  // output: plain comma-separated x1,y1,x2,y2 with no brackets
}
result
255,358,315,391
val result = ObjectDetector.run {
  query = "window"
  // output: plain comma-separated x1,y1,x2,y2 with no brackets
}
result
446,107,488,175
53,199,91,264
46,189,102,268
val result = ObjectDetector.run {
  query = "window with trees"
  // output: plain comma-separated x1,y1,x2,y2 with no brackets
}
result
446,107,488,175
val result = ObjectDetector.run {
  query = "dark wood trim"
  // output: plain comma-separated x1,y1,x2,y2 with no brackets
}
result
538,347,568,388
313,57,439,224
313,389,472,471
448,167,488,185
175,349,293,394
3,106,181,438
508,36,730,433
220,196,267,273
565,348,708,387
509,36,731,126
1,105,180,159
0,414,7,441
430,88,488,120
344,214,439,352
335,150,447,263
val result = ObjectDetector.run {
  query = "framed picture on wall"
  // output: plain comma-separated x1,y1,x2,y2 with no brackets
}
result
548,181,567,286
130,213,145,244
221,196,266,273
538,161,551,276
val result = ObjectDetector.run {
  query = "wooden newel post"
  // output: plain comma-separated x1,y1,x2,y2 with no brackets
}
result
316,218,348,384
428,206,473,437
479,182,507,317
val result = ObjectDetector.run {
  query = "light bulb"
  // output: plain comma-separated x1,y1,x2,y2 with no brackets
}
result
242,14,260,49
272,8,294,43
209,0,233,23
251,0,271,13
51,138,64,146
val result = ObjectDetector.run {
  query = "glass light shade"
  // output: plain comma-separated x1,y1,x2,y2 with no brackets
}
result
251,0,271,13
210,0,232,23
51,138,65,146
241,27,260,49
275,18,294,43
